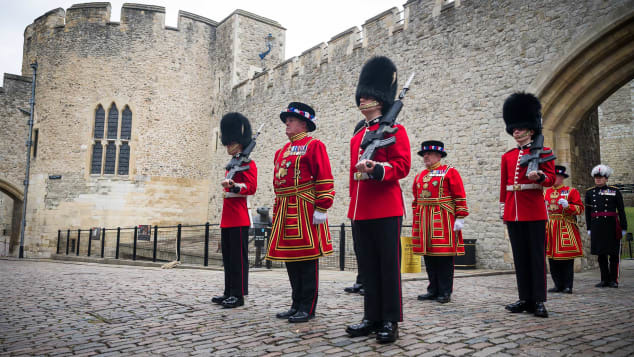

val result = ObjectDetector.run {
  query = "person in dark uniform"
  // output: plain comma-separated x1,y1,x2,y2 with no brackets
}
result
585,164,628,288
544,165,584,294
345,56,411,343
266,102,336,323
344,119,368,296
212,113,257,308
412,141,469,304
499,92,555,318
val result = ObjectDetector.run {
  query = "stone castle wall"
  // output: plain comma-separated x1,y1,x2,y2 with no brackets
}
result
598,80,634,199
222,0,633,269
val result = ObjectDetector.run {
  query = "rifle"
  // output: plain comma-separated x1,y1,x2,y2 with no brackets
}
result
518,133,556,177
224,123,264,180
359,72,415,163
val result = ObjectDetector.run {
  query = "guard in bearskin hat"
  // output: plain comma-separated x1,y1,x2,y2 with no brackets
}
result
585,164,628,288
212,112,258,308
499,92,555,318
266,102,335,323
345,56,411,343
544,165,584,294
411,141,469,304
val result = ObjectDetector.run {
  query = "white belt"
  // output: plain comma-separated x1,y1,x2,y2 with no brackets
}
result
506,183,541,191
353,172,370,181
223,192,247,198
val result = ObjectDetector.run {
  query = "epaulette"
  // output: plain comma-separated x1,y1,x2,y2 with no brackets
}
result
353,119,365,135
586,186,595,191
607,185,620,190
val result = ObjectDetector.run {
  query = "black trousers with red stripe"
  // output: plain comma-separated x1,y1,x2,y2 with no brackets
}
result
354,216,403,323
506,220,547,302
285,260,319,314
221,226,249,297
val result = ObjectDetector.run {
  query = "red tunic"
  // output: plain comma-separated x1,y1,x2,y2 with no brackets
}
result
411,163,469,256
500,146,555,221
545,185,584,259
220,160,257,228
266,132,335,262
347,122,411,220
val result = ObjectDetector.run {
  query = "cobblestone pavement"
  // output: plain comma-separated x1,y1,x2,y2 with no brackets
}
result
1,258,633,356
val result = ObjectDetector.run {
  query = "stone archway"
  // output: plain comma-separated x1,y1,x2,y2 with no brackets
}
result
529,7,634,170
0,178,24,256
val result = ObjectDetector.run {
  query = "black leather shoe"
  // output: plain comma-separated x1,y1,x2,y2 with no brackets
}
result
417,292,437,301
562,287,572,294
376,321,398,343
358,288,365,295
534,302,548,318
346,320,379,337
608,281,619,288
212,295,228,304
288,311,313,323
505,300,534,313
221,296,244,308
595,281,607,287
276,308,298,319
547,287,561,293
436,294,451,304
344,283,362,293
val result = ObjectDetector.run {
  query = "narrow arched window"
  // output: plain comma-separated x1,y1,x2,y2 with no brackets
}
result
107,103,119,139
104,141,116,174
121,106,132,140
118,143,130,175
90,142,103,174
94,105,105,139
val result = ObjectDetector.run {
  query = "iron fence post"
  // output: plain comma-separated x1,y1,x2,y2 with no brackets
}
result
56,230,61,254
87,228,92,257
339,223,345,271
204,222,209,267
76,229,81,256
115,227,120,259
100,228,105,258
177,224,181,261
152,225,158,262
133,226,138,261
66,229,70,255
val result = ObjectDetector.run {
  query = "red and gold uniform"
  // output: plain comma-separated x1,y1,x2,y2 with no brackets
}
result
220,160,257,228
545,185,583,260
412,163,469,256
500,146,556,222
266,132,335,262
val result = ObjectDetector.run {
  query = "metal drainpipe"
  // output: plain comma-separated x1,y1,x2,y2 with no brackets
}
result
18,61,37,259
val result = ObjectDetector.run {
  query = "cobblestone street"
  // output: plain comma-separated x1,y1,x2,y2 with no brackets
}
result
1,258,633,356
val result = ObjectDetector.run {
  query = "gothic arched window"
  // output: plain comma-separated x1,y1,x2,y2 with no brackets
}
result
90,103,133,177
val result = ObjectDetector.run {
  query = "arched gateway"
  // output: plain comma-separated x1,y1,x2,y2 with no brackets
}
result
0,178,24,256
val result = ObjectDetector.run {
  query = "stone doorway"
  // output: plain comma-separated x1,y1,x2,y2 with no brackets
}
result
0,178,24,256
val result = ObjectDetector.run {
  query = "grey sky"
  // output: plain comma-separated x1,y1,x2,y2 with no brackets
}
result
0,0,405,86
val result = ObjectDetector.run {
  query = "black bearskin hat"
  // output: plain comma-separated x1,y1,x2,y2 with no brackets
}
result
280,102,317,132
220,112,252,147
502,92,542,135
355,56,398,115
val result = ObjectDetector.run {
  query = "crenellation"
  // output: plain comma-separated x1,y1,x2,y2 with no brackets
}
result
120,3,165,31
327,26,360,60
65,3,110,27
178,10,218,28
362,7,400,48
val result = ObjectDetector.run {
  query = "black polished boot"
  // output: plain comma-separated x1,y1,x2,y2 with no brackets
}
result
344,283,363,293
417,292,437,301
288,311,313,323
376,321,398,343
275,308,297,319
595,281,608,287
561,287,572,294
608,281,619,288
221,296,244,308
505,300,534,313
212,295,228,304
534,302,548,318
547,287,561,293
436,294,451,304
346,320,379,337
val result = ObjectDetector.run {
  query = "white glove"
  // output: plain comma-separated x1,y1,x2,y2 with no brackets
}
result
453,218,465,232
313,210,327,225
623,230,628,238
557,198,569,208
499,203,505,220
587,230,591,236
